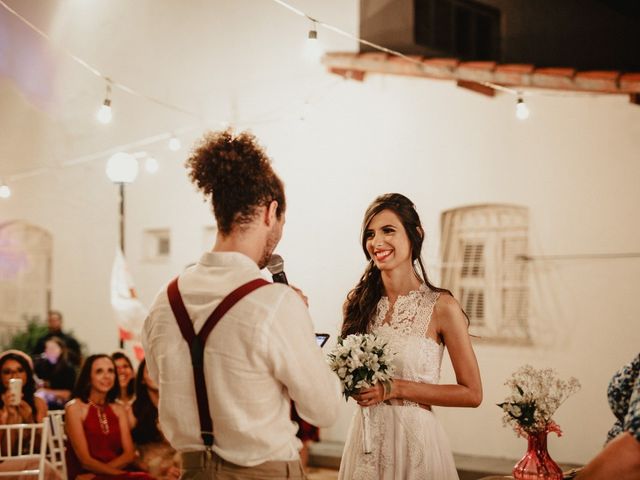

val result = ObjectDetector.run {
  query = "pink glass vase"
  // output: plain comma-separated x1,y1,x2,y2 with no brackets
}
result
512,430,563,480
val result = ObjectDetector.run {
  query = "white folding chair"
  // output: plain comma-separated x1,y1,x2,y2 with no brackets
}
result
0,421,62,479
46,410,67,479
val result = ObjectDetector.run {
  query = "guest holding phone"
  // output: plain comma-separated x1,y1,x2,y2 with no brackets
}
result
0,350,47,426
0,350,47,459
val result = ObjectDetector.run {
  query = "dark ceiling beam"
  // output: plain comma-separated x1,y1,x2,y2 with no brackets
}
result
457,80,496,97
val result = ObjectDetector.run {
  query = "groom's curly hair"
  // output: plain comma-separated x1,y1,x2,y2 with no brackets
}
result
186,129,286,235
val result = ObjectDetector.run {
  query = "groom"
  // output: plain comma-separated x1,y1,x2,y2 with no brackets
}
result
142,130,341,479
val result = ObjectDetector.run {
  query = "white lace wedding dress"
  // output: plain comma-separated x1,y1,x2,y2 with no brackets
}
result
338,285,460,480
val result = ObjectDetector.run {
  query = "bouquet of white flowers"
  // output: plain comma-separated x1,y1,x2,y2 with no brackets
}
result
498,365,581,437
327,333,396,453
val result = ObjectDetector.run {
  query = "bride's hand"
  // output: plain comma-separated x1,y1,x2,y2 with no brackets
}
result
353,383,390,406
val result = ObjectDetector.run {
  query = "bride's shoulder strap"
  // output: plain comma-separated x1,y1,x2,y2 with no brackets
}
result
416,287,440,337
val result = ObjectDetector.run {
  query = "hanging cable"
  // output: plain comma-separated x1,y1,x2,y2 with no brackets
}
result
0,0,200,120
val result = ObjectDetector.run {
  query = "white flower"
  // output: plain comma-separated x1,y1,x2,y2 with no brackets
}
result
327,333,396,399
498,365,581,435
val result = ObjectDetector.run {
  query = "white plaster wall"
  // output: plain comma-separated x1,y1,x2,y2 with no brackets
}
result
2,0,640,465
258,76,640,464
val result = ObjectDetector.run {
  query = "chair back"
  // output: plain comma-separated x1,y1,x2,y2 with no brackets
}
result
0,421,62,479
46,410,67,479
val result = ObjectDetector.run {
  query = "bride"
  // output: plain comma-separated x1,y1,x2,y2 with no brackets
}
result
338,193,482,480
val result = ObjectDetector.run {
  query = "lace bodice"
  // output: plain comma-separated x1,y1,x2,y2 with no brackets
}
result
372,285,443,389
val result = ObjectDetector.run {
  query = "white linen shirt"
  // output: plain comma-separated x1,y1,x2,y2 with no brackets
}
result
142,251,341,467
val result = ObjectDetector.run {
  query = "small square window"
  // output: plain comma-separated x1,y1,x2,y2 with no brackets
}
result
143,229,170,261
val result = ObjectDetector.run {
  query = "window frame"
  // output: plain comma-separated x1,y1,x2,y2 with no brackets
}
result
440,204,530,344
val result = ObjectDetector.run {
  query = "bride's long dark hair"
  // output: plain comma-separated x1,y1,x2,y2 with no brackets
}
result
341,193,453,337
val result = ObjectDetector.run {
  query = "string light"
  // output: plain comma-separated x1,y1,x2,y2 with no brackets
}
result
97,82,113,124
6,0,626,194
515,96,530,120
303,20,324,63
144,156,159,174
0,0,200,120
0,182,11,199
105,152,139,184
168,135,181,151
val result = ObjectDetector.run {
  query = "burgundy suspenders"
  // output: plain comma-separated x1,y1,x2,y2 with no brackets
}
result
166,277,270,447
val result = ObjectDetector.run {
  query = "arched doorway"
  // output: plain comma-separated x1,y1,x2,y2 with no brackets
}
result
0,220,52,344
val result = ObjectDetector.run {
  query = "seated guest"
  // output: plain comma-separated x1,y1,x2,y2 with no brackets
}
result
131,359,180,480
34,337,76,410
0,350,48,459
111,351,136,426
576,352,640,480
33,310,82,367
65,354,153,479
0,349,48,425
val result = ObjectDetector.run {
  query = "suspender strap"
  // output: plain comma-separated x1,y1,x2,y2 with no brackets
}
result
167,277,270,447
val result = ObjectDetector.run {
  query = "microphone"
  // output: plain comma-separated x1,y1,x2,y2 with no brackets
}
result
266,254,289,285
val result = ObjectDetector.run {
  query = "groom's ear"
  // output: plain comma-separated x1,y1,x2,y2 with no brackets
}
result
264,200,279,226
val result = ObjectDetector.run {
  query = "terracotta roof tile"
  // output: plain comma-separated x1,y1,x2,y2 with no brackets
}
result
321,52,639,94
420,58,459,78
456,61,497,83
386,55,426,77
620,73,640,93
358,52,389,62
494,64,535,86
421,58,459,68
574,71,620,92
531,68,576,89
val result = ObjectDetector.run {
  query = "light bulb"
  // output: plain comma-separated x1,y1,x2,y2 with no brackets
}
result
168,136,181,151
515,97,530,120
145,156,159,174
303,26,324,63
97,99,112,124
106,152,139,183
0,184,11,199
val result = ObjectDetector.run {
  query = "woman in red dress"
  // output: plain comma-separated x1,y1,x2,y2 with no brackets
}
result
65,354,153,479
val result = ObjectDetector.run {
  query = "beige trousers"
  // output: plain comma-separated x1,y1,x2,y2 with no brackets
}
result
181,450,307,480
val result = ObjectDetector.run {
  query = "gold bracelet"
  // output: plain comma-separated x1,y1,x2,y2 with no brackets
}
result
382,380,393,399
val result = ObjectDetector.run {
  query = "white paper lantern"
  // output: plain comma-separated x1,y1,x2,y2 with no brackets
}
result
106,152,139,183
